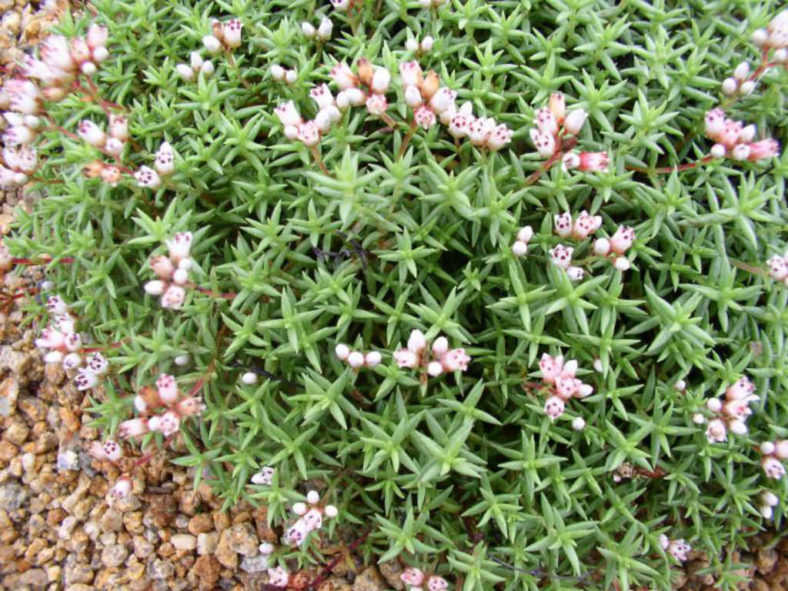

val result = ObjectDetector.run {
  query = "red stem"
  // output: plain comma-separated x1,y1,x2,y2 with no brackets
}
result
525,151,562,185
626,154,716,175
308,529,372,589
11,256,75,265
187,283,236,299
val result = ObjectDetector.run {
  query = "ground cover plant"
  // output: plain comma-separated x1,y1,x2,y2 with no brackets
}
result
1,0,787,589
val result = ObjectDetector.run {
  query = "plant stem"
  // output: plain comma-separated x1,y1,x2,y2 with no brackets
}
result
187,283,237,300
525,151,562,185
398,119,418,159
626,154,717,175
226,52,252,91
309,145,330,175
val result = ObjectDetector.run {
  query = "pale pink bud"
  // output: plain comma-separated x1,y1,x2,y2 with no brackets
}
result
317,17,333,41
572,416,586,431
613,257,631,272
544,396,565,419
432,336,449,356
517,226,533,243
762,457,786,479
371,68,391,94
330,63,357,90
534,107,558,136
78,120,105,147
203,34,222,54
610,226,635,254
161,285,186,309
366,93,388,116
399,61,423,87
706,398,722,412
271,64,285,81
172,268,188,285
577,151,609,172
324,505,338,518
762,491,779,507
306,490,320,504
710,143,726,158
429,88,456,114
155,141,175,176
762,441,776,455
563,109,587,135
721,78,738,95
303,508,323,531
549,93,565,121
135,166,161,189
394,349,419,368
302,22,316,38
421,36,434,51
705,418,727,443
285,69,298,85
118,418,149,439
732,144,751,161
109,115,128,141
293,502,307,515
408,329,427,353
406,38,419,52
401,568,425,586
275,101,302,127
740,80,756,95
348,351,365,368
365,351,382,368
529,128,555,158
776,440,788,460
729,419,748,436
692,413,706,424
427,361,444,376
335,344,350,360
567,266,585,281
156,373,178,404
593,237,611,256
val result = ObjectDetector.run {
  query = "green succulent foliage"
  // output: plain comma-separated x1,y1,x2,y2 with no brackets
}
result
8,0,788,589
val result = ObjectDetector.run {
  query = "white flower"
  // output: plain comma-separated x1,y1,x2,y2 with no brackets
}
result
317,17,333,40
365,351,382,367
166,232,193,262
302,22,316,38
335,343,350,360
78,120,105,147
135,166,161,189
563,109,588,136
161,285,186,309
155,142,175,176
275,101,302,127
202,35,222,54
251,466,275,485
407,329,427,353
348,351,365,368
222,19,243,48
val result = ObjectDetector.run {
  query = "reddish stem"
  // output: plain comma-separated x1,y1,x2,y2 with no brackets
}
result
308,529,371,589
398,119,418,158
11,256,75,265
525,151,562,185
80,341,124,354
309,145,330,176
626,154,717,175
187,283,236,300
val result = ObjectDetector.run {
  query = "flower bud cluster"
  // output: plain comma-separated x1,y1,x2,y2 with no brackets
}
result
659,535,692,563
330,58,391,117
400,567,449,591
593,225,635,271
22,26,109,85
405,35,434,54
700,377,759,443
759,490,780,519
144,232,194,309
335,343,382,369
704,109,780,161
539,353,594,419
270,64,298,85
118,373,205,440
766,250,788,285
135,141,176,189
203,18,243,54
274,83,343,147
530,93,608,172
0,144,38,188
393,329,470,377
511,225,533,257
400,61,512,151
302,17,333,41
175,51,215,82
759,440,788,480
548,244,585,281
751,11,788,61
283,489,338,546
34,295,109,390
554,211,602,240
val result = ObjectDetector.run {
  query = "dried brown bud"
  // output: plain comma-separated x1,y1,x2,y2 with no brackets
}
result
357,58,373,86
421,71,440,100
83,160,105,179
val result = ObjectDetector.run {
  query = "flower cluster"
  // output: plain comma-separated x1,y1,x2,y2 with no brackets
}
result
330,59,391,117
118,373,205,439
752,11,788,59
759,490,780,519
759,440,788,480
593,225,635,271
394,329,470,377
400,61,512,151
302,17,333,41
700,377,759,443
659,535,692,563
175,51,215,82
283,489,338,546
275,85,342,148
530,93,608,172
721,61,758,97
335,343,382,369
400,567,449,591
766,250,788,285
34,295,109,389
548,245,585,281
405,35,434,54
554,211,602,241
538,353,594,419
23,26,109,84
511,225,533,257
134,141,176,189
144,232,194,309
1,144,37,188
704,109,780,161
203,19,243,54
270,64,298,85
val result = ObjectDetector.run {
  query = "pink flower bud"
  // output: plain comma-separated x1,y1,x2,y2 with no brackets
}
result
399,61,423,87
78,120,105,147
705,418,727,443
275,101,302,127
161,285,186,309
371,68,391,94
118,418,149,439
563,108,587,136
534,107,558,136
549,93,565,121
408,329,427,353
610,226,635,254
776,440,788,460
530,128,556,158
203,34,222,54
156,373,178,404
365,93,388,116
401,568,425,587
365,351,382,368
544,395,565,419
706,398,722,412
348,351,365,368
330,63,358,90
394,349,419,369
761,441,776,455
306,490,320,504
324,505,338,518
762,456,786,479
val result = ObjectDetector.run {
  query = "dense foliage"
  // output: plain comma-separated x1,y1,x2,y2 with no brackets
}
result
5,0,788,588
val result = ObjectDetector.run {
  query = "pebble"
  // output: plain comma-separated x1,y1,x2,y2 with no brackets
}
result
214,528,238,569
352,567,387,591
379,561,405,590
188,513,213,535
150,558,175,580
100,509,123,532
0,376,19,416
226,522,259,556
240,554,270,573
171,533,197,551
57,449,80,471
757,548,778,574
0,481,26,511
3,418,28,444
196,531,218,555
101,544,129,568
191,555,221,588
58,516,79,540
